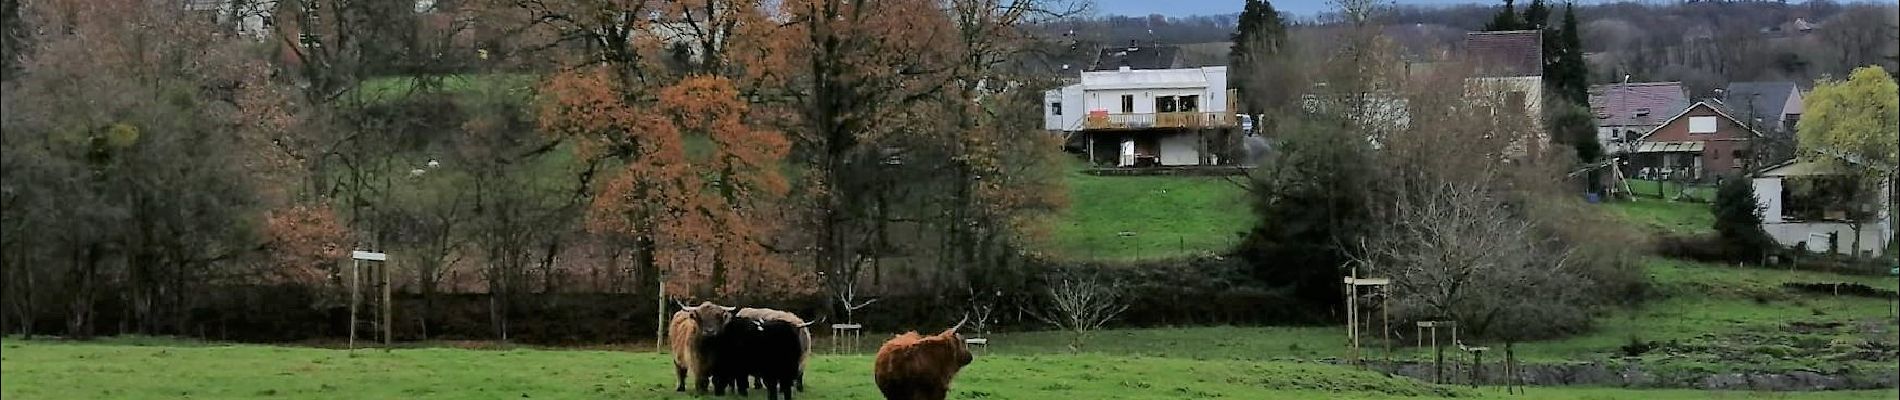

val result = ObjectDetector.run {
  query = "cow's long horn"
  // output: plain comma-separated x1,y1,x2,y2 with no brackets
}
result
720,306,737,312
676,300,696,311
796,317,825,328
950,314,969,332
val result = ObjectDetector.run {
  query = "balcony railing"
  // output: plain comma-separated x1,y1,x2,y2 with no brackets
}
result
1083,112,1235,130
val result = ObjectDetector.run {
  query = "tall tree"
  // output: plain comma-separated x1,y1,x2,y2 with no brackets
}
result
3,0,319,337
1795,66,1899,259
1523,0,1550,29
1552,2,1589,105
1229,0,1290,117
1485,0,1523,31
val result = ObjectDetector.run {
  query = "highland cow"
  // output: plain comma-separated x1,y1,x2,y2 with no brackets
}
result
872,317,974,400
737,307,815,391
669,301,736,393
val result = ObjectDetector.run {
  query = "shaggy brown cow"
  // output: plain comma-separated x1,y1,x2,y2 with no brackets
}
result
737,307,815,391
872,317,974,400
669,301,736,393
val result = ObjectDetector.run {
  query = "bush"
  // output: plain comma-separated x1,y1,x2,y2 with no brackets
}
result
1711,177,1777,262
1621,335,1658,357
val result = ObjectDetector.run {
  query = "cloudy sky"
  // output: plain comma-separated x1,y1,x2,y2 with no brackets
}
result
1089,0,1463,17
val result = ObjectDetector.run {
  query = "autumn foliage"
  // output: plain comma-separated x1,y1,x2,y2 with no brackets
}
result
542,67,804,299
264,204,353,286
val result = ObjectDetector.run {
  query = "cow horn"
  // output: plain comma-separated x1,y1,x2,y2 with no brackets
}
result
950,314,969,332
720,306,737,312
676,300,695,311
796,317,825,328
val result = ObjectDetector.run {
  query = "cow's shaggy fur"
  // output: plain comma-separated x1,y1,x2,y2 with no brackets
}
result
873,328,974,400
737,307,813,391
668,302,735,393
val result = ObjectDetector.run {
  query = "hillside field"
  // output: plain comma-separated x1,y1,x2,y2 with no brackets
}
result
1046,166,1253,261
4,339,1895,400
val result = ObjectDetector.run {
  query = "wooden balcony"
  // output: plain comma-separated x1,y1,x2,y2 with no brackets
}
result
1083,112,1235,131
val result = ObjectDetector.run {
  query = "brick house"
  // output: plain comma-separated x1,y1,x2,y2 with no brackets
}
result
1624,101,1764,182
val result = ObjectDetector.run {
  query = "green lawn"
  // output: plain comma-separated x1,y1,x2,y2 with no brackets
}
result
356,73,538,105
1625,179,1717,202
962,259,1897,374
1603,196,1716,236
5,339,1893,399
1047,165,1252,261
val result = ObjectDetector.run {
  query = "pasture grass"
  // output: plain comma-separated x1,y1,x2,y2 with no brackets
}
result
5,339,1894,399
1602,196,1716,236
957,259,1897,374
356,73,539,105
1047,163,1252,261
1625,179,1717,203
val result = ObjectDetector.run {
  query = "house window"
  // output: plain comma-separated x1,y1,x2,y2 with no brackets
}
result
1505,91,1526,111
1155,96,1177,113
1688,116,1718,134
1783,115,1799,133
1120,95,1134,113
1180,95,1199,112
1050,102,1062,115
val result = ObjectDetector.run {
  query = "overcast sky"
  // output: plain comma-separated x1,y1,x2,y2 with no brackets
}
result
1092,0,1898,18
1089,0,1480,18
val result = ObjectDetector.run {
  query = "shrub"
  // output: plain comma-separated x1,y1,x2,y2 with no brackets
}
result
1621,335,1658,357
1711,177,1776,262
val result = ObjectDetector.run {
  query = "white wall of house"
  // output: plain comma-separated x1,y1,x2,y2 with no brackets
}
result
1044,85,1085,131
1762,222,1891,257
1753,176,1785,223
1158,133,1200,166
1597,125,1650,154
1753,174,1894,257
1083,87,1210,114
1782,88,1803,118
1042,66,1230,132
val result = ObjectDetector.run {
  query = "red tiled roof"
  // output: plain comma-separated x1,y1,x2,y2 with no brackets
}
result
1463,30,1542,77
1588,82,1690,128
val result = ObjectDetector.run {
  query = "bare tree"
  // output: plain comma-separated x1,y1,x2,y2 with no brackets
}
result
1027,275,1129,351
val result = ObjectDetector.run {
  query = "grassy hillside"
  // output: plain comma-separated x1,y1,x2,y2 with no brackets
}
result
1603,197,1716,236
953,259,1897,374
5,339,1893,399
1047,166,1253,261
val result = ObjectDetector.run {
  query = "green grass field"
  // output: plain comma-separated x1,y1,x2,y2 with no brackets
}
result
1625,179,1717,203
1604,197,1717,236
5,339,1893,399
357,73,539,105
1047,166,1252,261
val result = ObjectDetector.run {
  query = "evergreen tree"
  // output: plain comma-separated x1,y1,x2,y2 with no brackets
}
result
1229,0,1287,116
1713,177,1776,262
1523,0,1550,29
1555,2,1590,105
1485,0,1523,31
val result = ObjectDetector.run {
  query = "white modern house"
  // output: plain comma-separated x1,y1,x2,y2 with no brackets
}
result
1752,160,1893,257
1043,65,1236,167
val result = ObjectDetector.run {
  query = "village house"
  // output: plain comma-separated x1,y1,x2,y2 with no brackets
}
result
1044,65,1236,167
1462,30,1544,129
1087,42,1185,71
1752,160,1893,257
1716,81,1805,162
1589,82,1690,154
1623,101,1763,182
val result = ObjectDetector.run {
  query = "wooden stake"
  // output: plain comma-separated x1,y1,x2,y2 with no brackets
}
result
348,258,358,352
655,272,666,352
383,262,393,349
